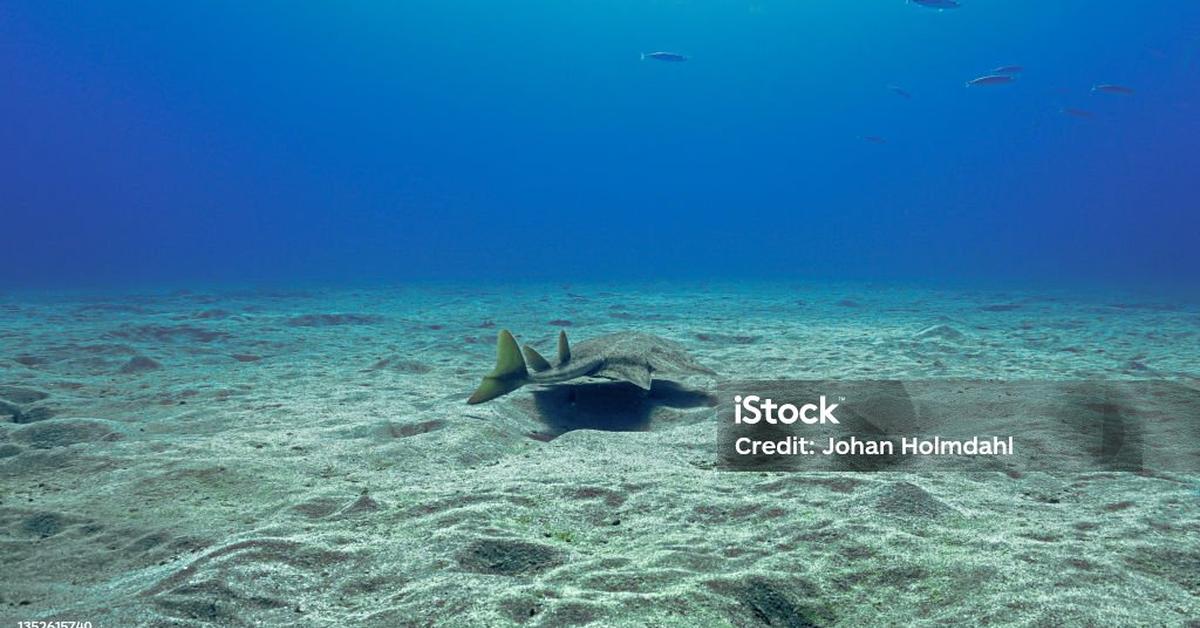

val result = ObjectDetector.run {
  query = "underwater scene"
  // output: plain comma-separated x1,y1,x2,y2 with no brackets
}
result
2,2,1199,626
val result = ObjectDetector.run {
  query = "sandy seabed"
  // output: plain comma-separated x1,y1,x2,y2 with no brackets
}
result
1,281,1197,626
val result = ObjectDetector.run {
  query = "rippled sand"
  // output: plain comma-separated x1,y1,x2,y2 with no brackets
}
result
1,282,1197,625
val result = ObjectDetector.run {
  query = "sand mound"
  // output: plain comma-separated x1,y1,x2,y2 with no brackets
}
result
848,481,960,520
9,418,125,449
457,538,566,576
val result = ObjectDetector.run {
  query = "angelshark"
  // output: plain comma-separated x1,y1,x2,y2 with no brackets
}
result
467,329,715,404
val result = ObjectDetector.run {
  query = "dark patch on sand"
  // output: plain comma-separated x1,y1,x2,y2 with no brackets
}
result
385,420,445,438
119,356,162,374
338,494,382,516
14,405,58,424
108,324,229,344
608,310,676,321
567,486,627,508
368,357,432,374
21,512,69,538
457,538,564,576
709,576,831,627
1124,546,1200,594
11,419,122,449
193,309,232,320
1107,302,1182,312
13,355,47,367
0,400,22,423
808,477,864,494
856,481,956,519
695,333,761,345
0,386,50,404
496,593,546,624
286,314,383,327
72,303,150,316
291,497,343,519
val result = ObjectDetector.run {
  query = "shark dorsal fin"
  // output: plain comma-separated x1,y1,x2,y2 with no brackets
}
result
557,330,571,364
523,345,552,372
467,330,529,404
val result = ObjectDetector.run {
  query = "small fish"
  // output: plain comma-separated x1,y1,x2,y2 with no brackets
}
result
1061,107,1093,118
862,135,888,144
1092,83,1134,95
886,84,912,99
641,51,688,62
991,65,1023,75
966,74,1015,87
910,0,961,9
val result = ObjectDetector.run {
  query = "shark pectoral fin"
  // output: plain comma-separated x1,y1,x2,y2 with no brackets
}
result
467,330,529,404
557,330,571,364
607,363,653,390
522,345,552,372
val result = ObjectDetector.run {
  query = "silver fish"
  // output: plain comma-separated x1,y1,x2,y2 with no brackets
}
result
1092,83,1134,95
991,65,1023,75
1061,107,1093,118
966,74,1015,87
641,51,688,62
862,135,888,145
910,0,961,9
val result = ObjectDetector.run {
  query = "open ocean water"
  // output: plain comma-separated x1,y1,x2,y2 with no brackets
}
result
2,2,1198,626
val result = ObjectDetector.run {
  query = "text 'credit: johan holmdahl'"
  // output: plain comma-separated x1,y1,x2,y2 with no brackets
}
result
730,395,1015,457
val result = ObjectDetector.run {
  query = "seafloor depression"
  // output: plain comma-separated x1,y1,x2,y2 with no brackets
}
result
1,282,1197,626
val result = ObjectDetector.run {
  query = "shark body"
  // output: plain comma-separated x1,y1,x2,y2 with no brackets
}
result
467,329,715,404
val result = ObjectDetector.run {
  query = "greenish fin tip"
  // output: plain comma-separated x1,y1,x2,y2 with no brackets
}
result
467,329,529,404
523,344,552,372
557,330,571,364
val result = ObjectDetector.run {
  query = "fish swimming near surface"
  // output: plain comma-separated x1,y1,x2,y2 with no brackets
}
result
641,51,688,62
862,135,888,144
966,74,1015,87
991,65,1023,75
886,85,912,99
1061,107,1093,118
909,0,961,9
467,329,715,404
1092,83,1134,95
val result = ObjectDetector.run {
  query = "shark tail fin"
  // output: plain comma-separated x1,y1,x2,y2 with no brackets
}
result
640,52,646,61
467,330,529,404
523,345,552,372
557,330,571,364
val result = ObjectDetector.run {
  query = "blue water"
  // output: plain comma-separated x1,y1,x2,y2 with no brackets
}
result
3,1,1199,287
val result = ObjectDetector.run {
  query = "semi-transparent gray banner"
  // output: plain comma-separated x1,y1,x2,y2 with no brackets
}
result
716,380,1200,472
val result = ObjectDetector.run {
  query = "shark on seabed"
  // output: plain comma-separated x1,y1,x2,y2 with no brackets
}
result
467,329,715,404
